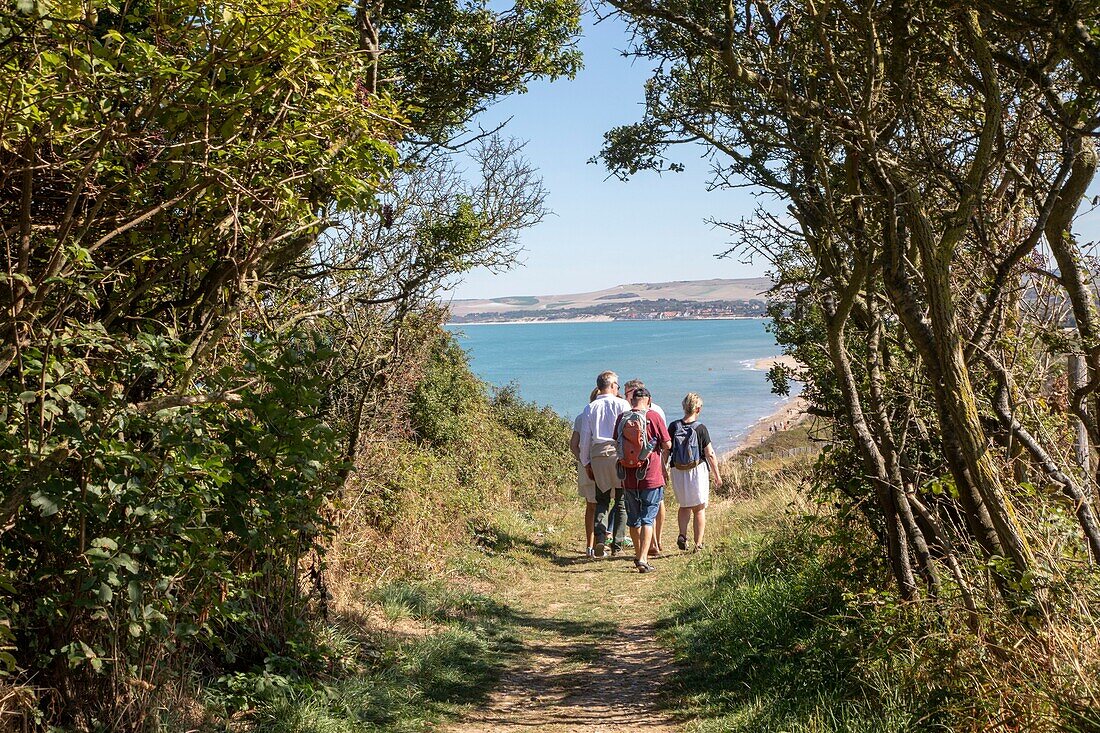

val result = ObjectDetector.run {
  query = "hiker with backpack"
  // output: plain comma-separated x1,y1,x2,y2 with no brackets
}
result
613,386,671,573
623,379,667,557
571,388,601,558
579,371,631,557
667,392,723,552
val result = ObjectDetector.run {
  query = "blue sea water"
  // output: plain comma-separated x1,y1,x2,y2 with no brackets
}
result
446,319,799,453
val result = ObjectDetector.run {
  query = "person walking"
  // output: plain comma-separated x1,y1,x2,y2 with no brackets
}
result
624,379,667,556
614,387,671,572
580,371,631,557
571,388,601,558
667,392,722,552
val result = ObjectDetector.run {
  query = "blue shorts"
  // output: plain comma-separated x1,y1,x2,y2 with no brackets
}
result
625,487,663,528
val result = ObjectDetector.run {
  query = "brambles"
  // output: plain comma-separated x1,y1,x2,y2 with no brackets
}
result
1,0,581,724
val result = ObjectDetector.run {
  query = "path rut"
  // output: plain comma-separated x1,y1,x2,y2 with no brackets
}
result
446,546,687,733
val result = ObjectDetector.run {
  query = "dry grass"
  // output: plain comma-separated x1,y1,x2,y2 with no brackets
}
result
0,683,37,733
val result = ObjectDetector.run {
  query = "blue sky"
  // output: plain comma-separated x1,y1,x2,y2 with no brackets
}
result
451,8,1100,302
450,10,769,301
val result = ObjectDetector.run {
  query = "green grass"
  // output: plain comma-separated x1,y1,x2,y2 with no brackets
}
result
656,498,959,732
738,423,816,457
251,582,521,733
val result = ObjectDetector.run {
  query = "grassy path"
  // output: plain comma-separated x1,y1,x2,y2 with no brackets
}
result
443,491,796,733
445,546,684,733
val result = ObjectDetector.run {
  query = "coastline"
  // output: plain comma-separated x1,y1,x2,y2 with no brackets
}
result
723,395,809,458
748,354,802,372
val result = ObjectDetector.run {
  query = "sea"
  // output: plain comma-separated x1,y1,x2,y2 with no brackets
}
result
445,318,799,453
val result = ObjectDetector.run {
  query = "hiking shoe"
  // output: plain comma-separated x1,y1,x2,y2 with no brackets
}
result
677,534,688,551
594,543,606,558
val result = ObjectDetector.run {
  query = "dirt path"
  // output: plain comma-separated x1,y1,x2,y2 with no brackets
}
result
446,533,693,733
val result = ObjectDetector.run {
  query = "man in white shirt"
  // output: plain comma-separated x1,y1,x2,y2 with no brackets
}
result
580,370,630,556
570,389,600,558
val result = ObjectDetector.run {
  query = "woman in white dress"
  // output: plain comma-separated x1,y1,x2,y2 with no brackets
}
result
667,392,723,552
570,388,601,557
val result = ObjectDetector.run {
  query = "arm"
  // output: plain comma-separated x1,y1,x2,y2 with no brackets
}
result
569,430,581,460
656,413,672,452
655,413,672,480
705,444,722,485
579,408,592,467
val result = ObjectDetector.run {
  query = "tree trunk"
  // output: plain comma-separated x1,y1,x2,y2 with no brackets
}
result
823,292,918,599
864,308,941,595
906,199,1036,579
1045,135,1100,495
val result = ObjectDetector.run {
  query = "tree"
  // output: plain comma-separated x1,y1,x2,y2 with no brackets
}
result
597,0,1100,604
0,0,579,723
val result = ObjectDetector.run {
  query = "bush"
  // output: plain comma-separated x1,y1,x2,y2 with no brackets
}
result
1,332,342,728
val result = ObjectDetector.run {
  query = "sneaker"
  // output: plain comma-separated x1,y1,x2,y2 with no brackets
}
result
594,543,606,558
586,547,595,559
677,534,688,551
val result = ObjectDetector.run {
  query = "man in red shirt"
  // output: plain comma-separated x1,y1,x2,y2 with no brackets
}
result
614,387,671,573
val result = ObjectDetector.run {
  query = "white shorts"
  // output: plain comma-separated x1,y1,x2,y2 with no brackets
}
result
576,461,597,502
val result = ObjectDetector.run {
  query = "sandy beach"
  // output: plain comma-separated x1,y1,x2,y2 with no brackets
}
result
724,395,809,457
723,352,810,457
453,315,615,325
750,354,803,372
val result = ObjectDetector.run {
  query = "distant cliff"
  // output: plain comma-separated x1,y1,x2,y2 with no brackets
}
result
448,278,772,323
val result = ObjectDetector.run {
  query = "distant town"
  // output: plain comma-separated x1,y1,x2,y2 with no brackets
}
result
449,298,768,323
447,278,773,324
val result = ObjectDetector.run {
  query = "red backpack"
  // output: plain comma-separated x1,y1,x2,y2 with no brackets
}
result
616,409,657,480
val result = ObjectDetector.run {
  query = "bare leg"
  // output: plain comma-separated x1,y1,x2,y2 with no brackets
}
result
677,506,691,539
636,525,653,565
629,525,641,559
653,501,665,553
694,505,707,547
585,501,597,550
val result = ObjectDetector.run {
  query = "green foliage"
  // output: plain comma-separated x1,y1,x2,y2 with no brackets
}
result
408,334,486,445
490,384,569,450
667,490,1100,732
378,0,582,139
250,583,519,732
2,0,581,721
668,517,959,732
1,329,343,724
